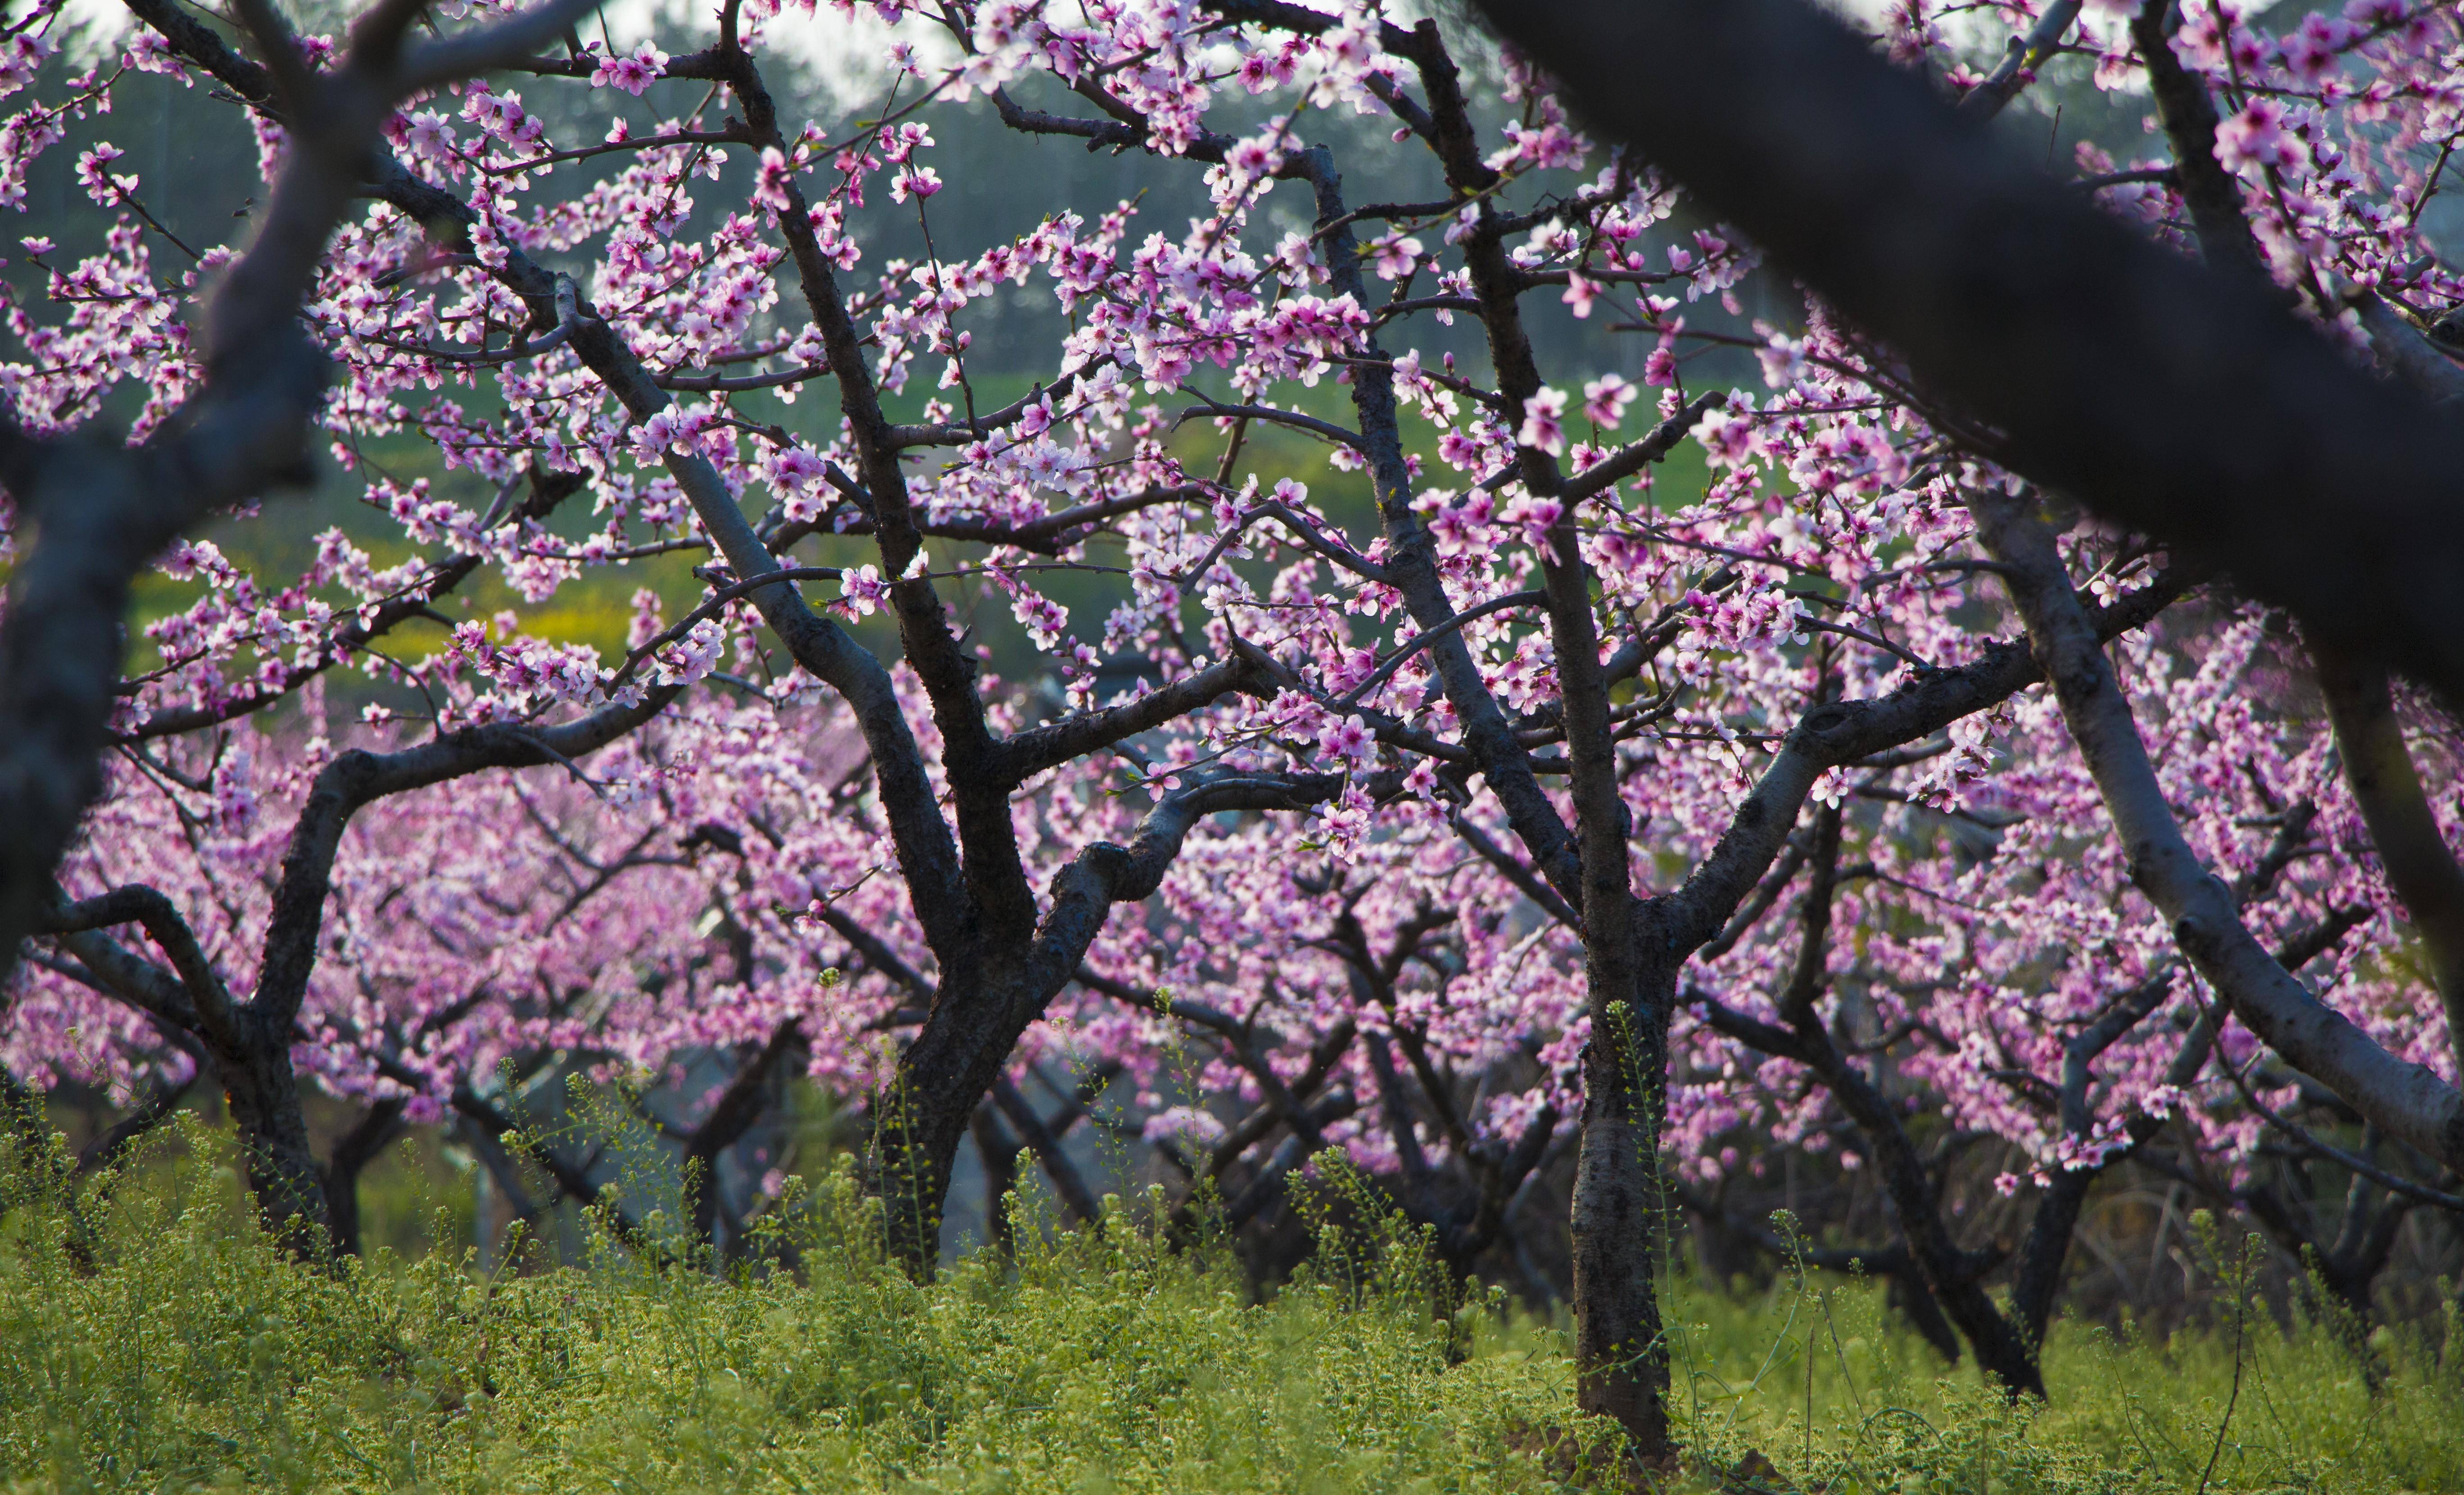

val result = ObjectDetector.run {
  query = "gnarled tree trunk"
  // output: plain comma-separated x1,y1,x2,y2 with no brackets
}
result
1567,942,1678,1461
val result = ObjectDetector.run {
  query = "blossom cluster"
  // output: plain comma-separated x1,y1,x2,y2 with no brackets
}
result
4,0,2461,1283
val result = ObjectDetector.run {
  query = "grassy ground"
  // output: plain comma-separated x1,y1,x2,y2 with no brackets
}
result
6,1120,2455,1494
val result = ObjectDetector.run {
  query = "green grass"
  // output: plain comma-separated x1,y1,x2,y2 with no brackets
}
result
9,1120,2454,1494
1663,1245,2464,1495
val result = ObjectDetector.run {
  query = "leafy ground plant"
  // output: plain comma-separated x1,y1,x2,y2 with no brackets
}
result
4,1122,2463,1494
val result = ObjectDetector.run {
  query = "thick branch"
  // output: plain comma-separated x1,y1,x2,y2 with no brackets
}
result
255,689,678,1033
715,42,1028,953
42,885,238,1047
1288,144,1579,897
1025,773,1345,1009
1664,569,2188,949
1969,489,2464,1171
2319,649,2464,1060
2126,0,2268,284
1000,652,1274,787
1462,0,2464,705
1955,0,2083,123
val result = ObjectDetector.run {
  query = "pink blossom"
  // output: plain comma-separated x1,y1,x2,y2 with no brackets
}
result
75,145,127,206
1563,271,1599,319
1503,494,1564,547
838,563,888,617
1695,408,1757,467
591,40,669,96
2216,98,2306,172
1517,386,1569,454
1318,713,1376,767
1368,232,1421,281
1143,1105,1226,1146
754,146,797,213
1226,133,1283,180
1582,372,1637,427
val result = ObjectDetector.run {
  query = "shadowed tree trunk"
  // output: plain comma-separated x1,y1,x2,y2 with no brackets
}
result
972,1101,1023,1257
323,1098,407,1259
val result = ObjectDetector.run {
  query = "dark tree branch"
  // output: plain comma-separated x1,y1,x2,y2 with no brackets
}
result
1000,652,1276,787
1027,773,1346,1002
1663,569,2189,951
713,41,1026,960
992,1077,1103,1224
2126,0,2268,285
1284,143,1580,899
1954,0,2083,124
76,1072,197,1179
1450,808,1583,933
1560,391,1725,504
256,690,680,1034
815,908,936,1004
42,886,238,1048
2011,907,2365,1341
1462,0,2464,708
2319,650,2464,1060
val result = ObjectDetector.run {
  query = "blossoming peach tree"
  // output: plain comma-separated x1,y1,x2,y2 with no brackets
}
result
7,0,2464,1466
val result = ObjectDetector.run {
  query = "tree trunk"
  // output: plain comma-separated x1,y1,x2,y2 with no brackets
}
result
1816,1046,2047,1398
2010,1165,2095,1351
684,1021,802,1254
868,971,1046,1276
218,1017,330,1259
322,1097,405,1259
1568,943,1676,1465
971,1101,1022,1257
